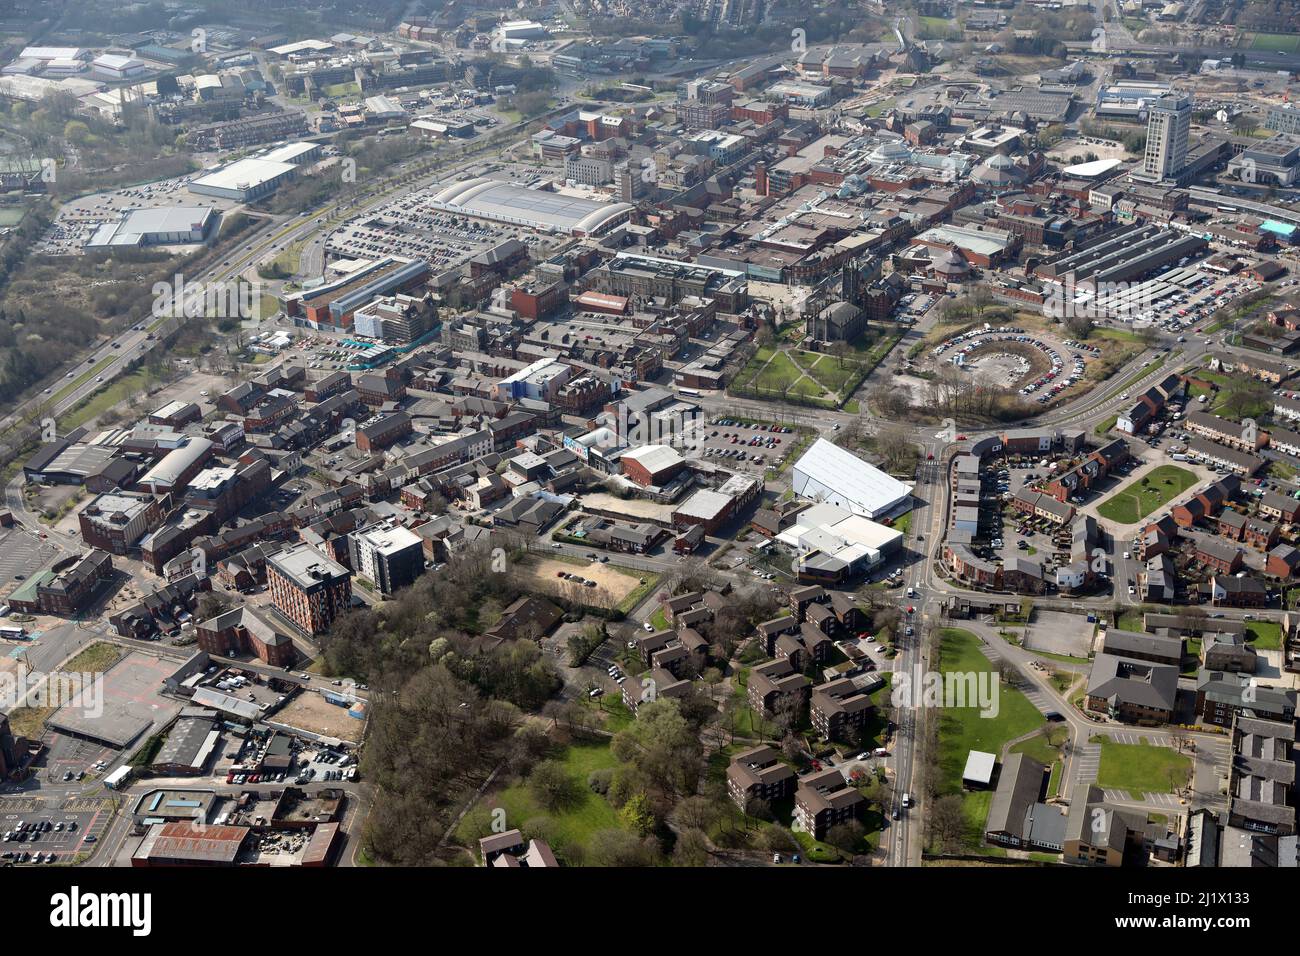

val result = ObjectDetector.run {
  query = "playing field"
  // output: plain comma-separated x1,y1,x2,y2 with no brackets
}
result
1095,465,1197,525
1250,32,1300,52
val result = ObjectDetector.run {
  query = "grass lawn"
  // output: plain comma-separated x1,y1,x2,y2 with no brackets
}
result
933,629,1046,796
753,351,804,391
891,511,912,535
1094,414,1118,436
1251,32,1300,52
1095,465,1198,525
64,641,124,673
1246,621,1282,650
459,741,622,860
58,369,155,431
649,607,669,631
1090,735,1192,794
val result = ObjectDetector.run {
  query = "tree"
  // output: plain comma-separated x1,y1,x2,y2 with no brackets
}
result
672,827,711,866
195,592,232,621
825,820,866,853
756,825,797,855
877,423,917,472
1219,377,1270,420
528,760,581,812
929,794,970,853
620,792,657,836
587,828,659,866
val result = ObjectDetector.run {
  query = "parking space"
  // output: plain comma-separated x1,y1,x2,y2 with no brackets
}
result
1073,740,1101,786
696,417,800,473
1023,611,1095,659
35,173,235,256
0,526,59,595
1,798,111,865
324,177,559,269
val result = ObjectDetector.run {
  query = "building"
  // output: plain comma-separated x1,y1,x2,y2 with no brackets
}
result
195,606,294,667
984,753,1066,852
1138,93,1192,183
726,744,796,811
189,155,299,202
7,550,113,616
962,750,997,790
1063,786,1145,866
266,543,353,636
85,206,216,250
1084,653,1178,724
78,492,164,555
619,444,686,488
746,657,811,717
1196,671,1297,727
810,677,873,741
347,523,424,596
478,829,559,868
284,258,431,331
1227,715,1297,836
794,767,864,840
790,439,911,520
427,177,634,237
1100,628,1183,667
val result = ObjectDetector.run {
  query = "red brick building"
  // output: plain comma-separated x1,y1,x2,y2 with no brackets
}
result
196,606,295,667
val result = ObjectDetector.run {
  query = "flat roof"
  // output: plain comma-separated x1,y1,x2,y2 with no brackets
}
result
428,177,633,235
963,750,997,783
191,157,296,193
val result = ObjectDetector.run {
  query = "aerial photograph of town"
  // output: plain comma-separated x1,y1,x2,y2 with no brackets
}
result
0,0,1296,931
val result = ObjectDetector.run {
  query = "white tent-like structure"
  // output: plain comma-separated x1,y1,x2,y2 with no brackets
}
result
790,438,912,519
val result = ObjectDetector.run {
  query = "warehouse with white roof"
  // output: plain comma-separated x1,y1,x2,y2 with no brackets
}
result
189,144,318,202
86,206,216,249
791,438,911,520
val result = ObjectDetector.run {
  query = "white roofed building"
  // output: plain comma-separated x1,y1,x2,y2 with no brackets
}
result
791,439,912,520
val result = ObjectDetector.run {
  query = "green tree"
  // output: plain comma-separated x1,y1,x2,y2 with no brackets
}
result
620,792,656,836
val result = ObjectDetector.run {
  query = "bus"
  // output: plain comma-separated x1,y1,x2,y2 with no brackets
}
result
0,624,27,639
103,766,131,790
676,387,701,397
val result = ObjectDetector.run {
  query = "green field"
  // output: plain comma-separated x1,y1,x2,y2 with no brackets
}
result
0,205,27,227
1246,621,1282,650
933,629,1046,796
1095,465,1198,525
1250,32,1300,52
458,742,622,860
1091,735,1191,795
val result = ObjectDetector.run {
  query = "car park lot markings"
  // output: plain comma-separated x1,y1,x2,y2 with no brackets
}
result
1073,741,1101,785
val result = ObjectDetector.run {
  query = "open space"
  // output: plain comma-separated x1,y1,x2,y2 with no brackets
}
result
1090,735,1192,795
1095,465,1198,525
